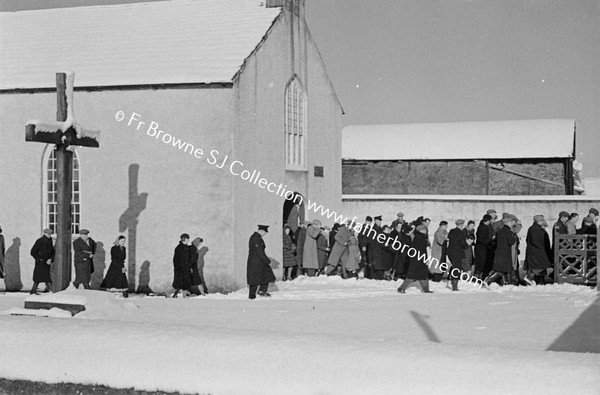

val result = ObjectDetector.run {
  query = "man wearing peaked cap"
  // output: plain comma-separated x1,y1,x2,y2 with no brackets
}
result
72,228,96,289
30,228,55,294
533,215,545,223
525,214,553,285
553,211,569,236
247,224,275,299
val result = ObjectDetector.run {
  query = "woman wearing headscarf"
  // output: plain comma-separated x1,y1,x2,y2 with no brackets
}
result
100,235,129,298
303,220,321,277
190,237,206,295
282,225,298,281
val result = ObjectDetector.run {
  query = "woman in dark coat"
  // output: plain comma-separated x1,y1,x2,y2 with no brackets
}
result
172,233,192,298
189,237,206,295
30,228,55,294
247,225,276,299
398,225,431,293
474,215,493,279
282,225,297,281
486,217,517,285
100,235,129,297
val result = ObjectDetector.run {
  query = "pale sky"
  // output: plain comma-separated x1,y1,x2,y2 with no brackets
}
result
2,0,599,176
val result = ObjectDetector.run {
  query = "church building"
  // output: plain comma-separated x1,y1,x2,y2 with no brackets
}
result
0,0,343,292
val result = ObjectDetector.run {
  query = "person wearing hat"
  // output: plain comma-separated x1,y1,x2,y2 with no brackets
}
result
486,215,517,286
72,228,96,289
29,228,55,294
358,216,373,279
100,235,130,298
295,221,308,275
524,215,552,285
577,216,597,235
368,216,386,280
553,211,570,236
282,224,298,281
171,233,192,298
398,224,432,293
586,208,598,233
324,222,351,276
247,225,275,299
189,237,206,296
474,214,494,280
302,219,322,277
391,212,405,232
447,219,470,291
316,226,330,274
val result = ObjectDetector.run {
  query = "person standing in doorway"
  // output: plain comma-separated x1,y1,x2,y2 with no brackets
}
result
282,225,298,281
30,228,55,294
72,229,96,289
247,225,275,299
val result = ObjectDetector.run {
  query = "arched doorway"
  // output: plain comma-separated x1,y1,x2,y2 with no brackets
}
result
282,191,305,236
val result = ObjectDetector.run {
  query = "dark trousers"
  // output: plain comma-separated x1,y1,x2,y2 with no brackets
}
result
248,283,268,299
73,281,90,289
399,279,430,292
372,269,385,280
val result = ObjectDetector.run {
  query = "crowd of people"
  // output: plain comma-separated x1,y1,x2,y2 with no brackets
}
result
265,207,599,296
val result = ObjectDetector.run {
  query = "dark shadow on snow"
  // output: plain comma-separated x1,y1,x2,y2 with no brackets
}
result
410,310,441,343
547,294,600,353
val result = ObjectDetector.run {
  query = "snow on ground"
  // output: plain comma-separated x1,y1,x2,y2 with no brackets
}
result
0,277,598,395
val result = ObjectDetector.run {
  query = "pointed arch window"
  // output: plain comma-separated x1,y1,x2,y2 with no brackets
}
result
285,76,307,170
42,146,81,235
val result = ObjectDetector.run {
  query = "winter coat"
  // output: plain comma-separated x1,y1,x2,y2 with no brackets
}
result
31,235,55,283
553,220,569,236
101,246,129,289
73,237,96,283
327,225,350,266
358,225,371,264
316,233,329,269
447,228,468,270
302,225,320,270
172,242,191,290
405,232,429,280
369,225,386,270
344,235,361,272
493,225,516,273
282,231,297,267
474,221,492,272
461,228,475,270
189,245,203,286
524,223,552,270
246,232,275,286
430,228,447,273
295,227,307,268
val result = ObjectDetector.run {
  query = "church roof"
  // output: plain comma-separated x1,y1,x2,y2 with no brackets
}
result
0,0,282,90
343,119,576,161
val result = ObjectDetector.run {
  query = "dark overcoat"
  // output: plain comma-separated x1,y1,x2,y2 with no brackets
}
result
295,227,307,268
493,225,516,273
524,223,552,270
447,228,468,270
474,221,492,272
172,242,191,290
358,226,371,264
405,232,429,280
31,235,55,283
369,225,386,270
316,233,329,269
73,237,95,283
247,232,275,286
189,245,202,286
101,246,128,289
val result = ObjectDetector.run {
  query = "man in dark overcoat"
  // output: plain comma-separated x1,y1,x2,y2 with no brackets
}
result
486,215,517,285
324,223,350,276
397,225,432,293
474,214,493,279
30,228,55,294
358,216,373,278
368,215,386,280
72,229,96,289
247,225,275,299
172,233,192,298
524,215,552,285
447,219,469,291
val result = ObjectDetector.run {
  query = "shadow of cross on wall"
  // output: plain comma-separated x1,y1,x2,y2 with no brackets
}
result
119,164,148,292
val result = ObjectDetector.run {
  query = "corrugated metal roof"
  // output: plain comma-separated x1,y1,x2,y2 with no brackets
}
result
342,119,575,160
0,0,281,89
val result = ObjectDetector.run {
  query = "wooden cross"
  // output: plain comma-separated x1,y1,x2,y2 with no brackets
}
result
26,72,100,292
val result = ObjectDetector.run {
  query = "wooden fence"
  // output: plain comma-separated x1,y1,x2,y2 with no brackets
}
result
554,230,598,289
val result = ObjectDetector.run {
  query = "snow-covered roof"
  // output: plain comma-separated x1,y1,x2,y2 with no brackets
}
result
0,0,282,90
343,119,576,161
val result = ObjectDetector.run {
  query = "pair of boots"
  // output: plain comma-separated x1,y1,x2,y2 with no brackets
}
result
30,282,51,295
451,278,459,291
